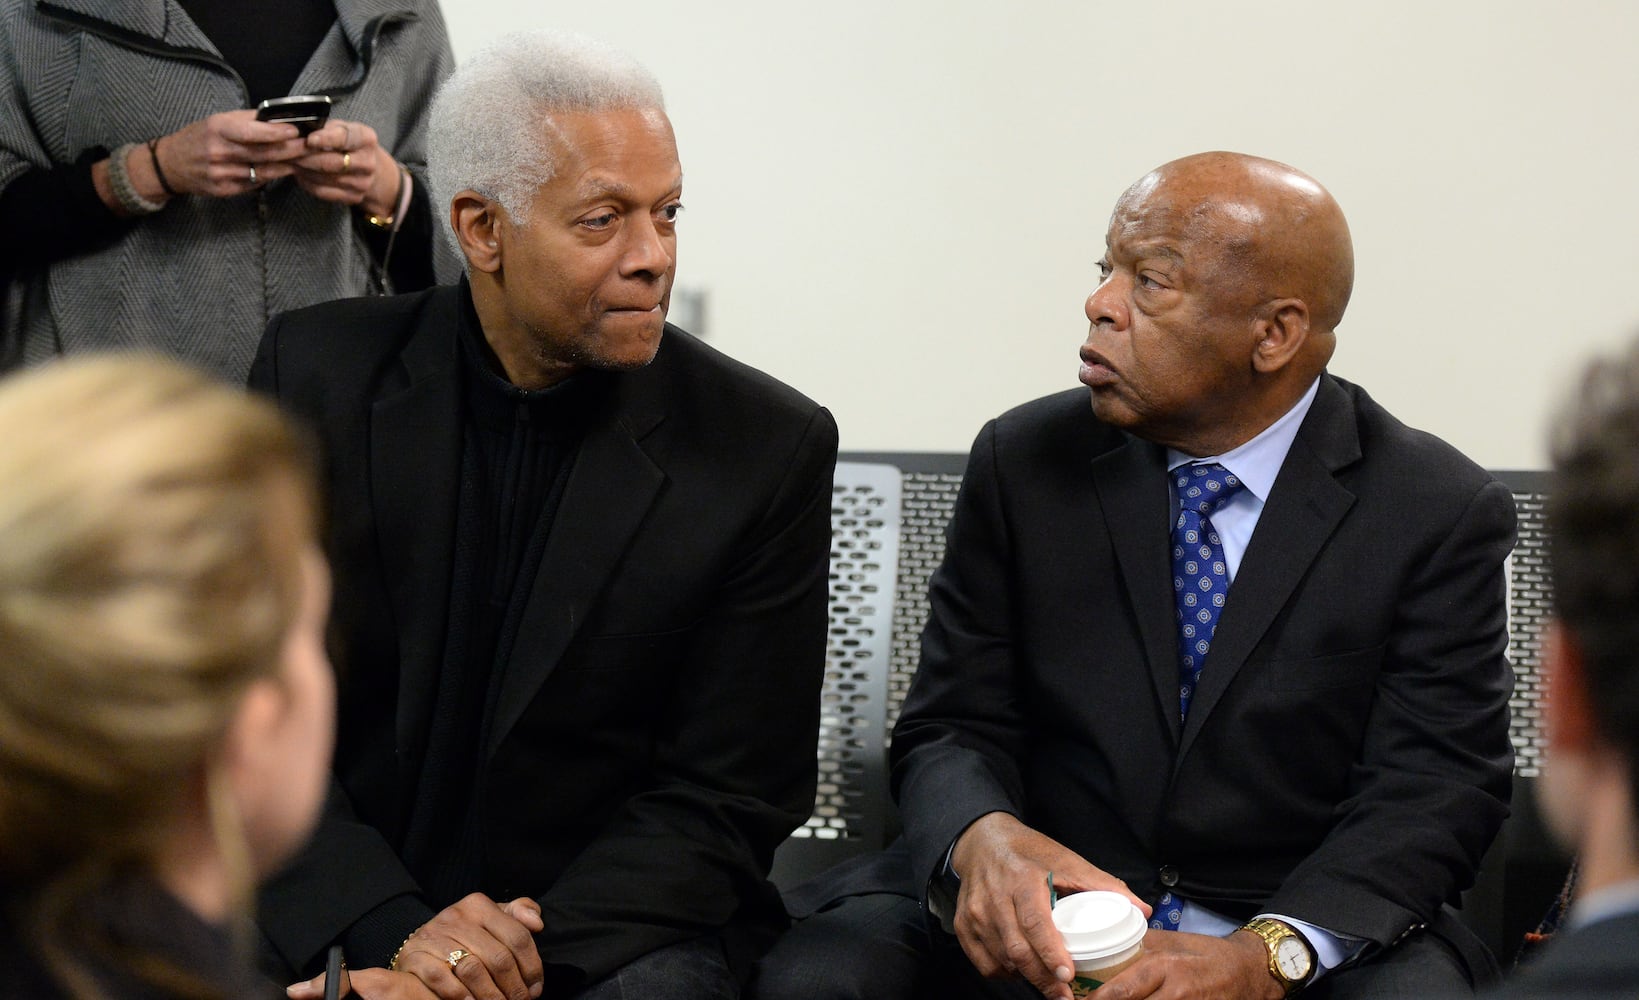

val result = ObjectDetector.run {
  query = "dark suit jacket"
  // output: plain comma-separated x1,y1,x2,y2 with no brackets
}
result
891,376,1516,968
249,285,838,988
1489,911,1639,997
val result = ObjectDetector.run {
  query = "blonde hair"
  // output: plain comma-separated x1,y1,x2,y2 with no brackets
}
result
0,354,318,999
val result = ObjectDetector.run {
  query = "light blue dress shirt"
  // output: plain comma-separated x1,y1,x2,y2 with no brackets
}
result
1163,377,1365,976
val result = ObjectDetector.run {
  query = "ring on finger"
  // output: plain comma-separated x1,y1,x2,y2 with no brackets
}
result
446,949,470,970
248,164,258,185
341,151,351,172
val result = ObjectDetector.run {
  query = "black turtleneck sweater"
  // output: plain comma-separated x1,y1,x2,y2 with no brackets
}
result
342,287,609,967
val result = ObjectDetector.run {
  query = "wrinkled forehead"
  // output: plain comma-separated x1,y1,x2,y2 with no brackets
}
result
1105,175,1264,262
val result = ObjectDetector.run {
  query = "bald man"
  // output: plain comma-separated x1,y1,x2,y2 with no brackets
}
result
753,152,1516,1000
897,151,1518,999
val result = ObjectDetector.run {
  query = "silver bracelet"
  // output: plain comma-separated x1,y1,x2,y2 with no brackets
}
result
107,143,165,216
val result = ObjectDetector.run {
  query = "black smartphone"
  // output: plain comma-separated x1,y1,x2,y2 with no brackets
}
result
256,94,333,135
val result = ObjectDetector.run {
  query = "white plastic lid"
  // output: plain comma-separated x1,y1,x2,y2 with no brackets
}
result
1051,890,1148,960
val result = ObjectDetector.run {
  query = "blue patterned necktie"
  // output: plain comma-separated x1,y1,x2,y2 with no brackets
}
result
1170,462,1243,719
1154,461,1243,932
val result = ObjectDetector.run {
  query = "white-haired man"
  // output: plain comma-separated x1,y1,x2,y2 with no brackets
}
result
253,31,837,1000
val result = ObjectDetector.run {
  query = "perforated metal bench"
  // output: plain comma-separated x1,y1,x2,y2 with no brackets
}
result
771,456,1566,963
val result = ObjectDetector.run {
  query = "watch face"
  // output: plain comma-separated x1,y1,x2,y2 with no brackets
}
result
1274,936,1312,979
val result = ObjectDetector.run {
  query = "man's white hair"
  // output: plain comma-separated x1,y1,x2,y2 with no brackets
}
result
427,30,665,226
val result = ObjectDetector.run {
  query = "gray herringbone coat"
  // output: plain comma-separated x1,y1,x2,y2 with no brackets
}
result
0,0,458,381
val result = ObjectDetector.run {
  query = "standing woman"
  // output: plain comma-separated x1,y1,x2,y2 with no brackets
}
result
0,1,458,380
0,355,334,999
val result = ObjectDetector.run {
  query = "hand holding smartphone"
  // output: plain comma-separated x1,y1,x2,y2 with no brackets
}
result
256,94,333,135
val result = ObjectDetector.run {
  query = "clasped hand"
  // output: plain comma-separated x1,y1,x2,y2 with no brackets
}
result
287,893,544,1000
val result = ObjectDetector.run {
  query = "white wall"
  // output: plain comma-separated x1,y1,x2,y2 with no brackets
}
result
444,1,1639,467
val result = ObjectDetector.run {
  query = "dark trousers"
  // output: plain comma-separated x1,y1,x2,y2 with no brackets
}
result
573,934,737,1000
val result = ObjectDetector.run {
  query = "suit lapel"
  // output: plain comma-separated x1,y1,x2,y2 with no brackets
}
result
485,372,669,758
1090,435,1182,743
1176,377,1361,759
372,299,463,754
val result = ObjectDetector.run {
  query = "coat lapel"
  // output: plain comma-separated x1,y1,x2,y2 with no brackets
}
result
320,0,423,90
333,0,421,45
36,0,169,41
1176,376,1361,759
485,372,669,758
1090,435,1182,743
371,302,463,755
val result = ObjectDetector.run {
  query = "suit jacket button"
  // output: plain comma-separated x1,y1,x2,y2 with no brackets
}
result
1159,865,1180,887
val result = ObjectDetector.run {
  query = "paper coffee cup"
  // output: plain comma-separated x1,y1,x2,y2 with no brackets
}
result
1051,890,1147,995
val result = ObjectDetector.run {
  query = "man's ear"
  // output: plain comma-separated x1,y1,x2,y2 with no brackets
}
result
1546,619,1597,753
451,190,504,274
1251,298,1311,374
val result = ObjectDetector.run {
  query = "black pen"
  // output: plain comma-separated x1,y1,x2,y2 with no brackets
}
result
323,945,347,1000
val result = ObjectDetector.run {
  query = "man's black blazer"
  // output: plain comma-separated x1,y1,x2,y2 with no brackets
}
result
891,375,1516,961
250,285,838,987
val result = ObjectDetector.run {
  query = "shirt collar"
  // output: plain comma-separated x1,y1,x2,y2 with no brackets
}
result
1570,877,1639,930
1167,378,1321,503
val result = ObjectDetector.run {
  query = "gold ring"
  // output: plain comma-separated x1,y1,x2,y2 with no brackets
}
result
248,164,258,185
447,949,469,970
341,151,351,172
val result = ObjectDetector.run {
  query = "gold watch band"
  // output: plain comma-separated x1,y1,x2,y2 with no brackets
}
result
1241,917,1314,996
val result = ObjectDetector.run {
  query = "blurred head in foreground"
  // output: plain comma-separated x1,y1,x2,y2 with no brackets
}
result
0,355,333,999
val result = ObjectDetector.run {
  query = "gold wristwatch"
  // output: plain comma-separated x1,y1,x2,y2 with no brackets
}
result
1241,917,1315,996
